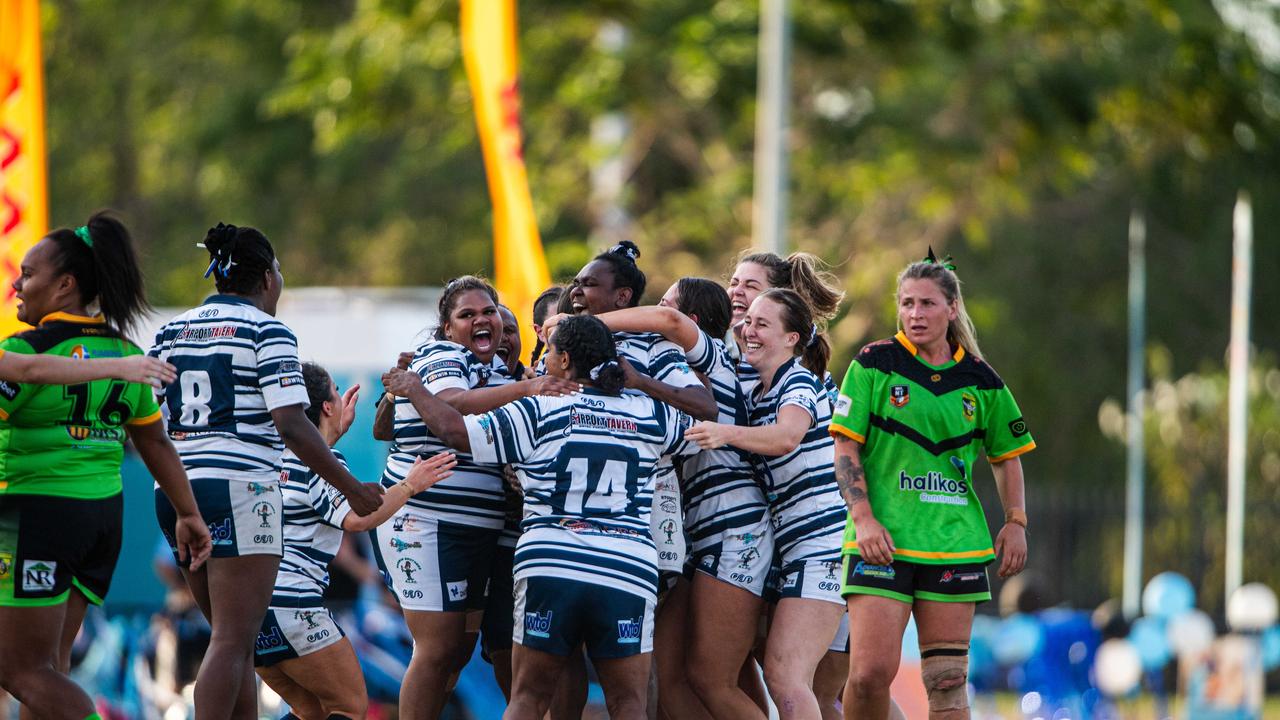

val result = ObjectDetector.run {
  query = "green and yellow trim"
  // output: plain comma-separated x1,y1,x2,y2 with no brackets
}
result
895,331,965,364
843,541,995,562
38,312,106,326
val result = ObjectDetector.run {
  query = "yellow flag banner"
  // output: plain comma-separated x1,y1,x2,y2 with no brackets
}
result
461,0,550,367
0,0,47,337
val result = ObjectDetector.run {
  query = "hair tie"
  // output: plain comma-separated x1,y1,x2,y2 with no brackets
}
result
589,359,619,381
807,323,819,347
74,226,93,248
921,246,957,272
609,243,639,263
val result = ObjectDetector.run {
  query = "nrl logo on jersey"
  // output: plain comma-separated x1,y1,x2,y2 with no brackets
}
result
889,385,910,408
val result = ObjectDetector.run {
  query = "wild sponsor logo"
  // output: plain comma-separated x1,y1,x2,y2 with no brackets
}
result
0,552,12,581
616,616,643,644
823,561,841,581
208,518,234,546
658,497,678,514
255,626,288,653
889,384,910,408
246,481,273,496
392,514,418,533
446,580,468,601
898,470,969,506
834,393,852,417
524,610,552,638
0,380,20,401
961,392,977,422
737,545,761,570
294,610,322,630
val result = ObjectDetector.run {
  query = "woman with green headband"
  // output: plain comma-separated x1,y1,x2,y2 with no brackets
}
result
0,211,212,720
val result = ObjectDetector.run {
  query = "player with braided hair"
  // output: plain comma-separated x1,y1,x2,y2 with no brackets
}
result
149,222,384,720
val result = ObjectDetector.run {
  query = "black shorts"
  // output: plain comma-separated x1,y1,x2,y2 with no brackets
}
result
480,543,516,659
841,557,991,604
0,493,123,607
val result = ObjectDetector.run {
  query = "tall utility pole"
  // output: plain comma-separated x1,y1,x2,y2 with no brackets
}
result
752,0,791,256
1123,209,1147,619
1225,191,1253,602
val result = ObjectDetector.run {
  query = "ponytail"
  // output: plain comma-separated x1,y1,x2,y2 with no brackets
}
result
736,250,844,321
48,211,151,338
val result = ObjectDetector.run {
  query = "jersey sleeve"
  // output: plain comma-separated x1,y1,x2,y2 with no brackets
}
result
982,386,1036,462
648,337,704,389
308,452,353,529
0,337,36,421
465,396,541,465
661,404,700,458
255,321,310,411
683,331,716,375
414,344,472,394
830,358,873,443
146,326,168,400
777,373,819,427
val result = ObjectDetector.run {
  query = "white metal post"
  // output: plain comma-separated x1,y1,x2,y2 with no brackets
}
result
1225,191,1253,602
751,0,791,256
1123,208,1146,619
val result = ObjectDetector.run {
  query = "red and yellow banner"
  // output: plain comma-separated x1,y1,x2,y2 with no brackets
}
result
461,0,550,366
0,0,47,337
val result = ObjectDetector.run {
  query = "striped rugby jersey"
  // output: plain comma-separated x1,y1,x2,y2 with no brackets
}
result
488,358,523,549
680,331,769,552
747,358,845,565
148,296,310,480
464,389,696,602
382,340,506,529
269,449,353,608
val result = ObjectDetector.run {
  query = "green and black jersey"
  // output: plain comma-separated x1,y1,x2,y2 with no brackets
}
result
830,331,1034,565
0,313,161,499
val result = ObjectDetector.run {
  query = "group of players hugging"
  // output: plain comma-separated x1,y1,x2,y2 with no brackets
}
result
0,214,1033,720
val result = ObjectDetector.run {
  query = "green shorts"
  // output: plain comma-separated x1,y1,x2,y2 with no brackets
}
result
0,493,123,607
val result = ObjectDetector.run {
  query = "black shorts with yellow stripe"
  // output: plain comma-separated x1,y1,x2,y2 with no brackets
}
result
0,493,123,607
841,555,990,604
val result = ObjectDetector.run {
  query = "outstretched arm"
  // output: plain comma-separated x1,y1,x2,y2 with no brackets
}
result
684,404,810,456
342,453,457,532
0,352,176,388
594,306,702,352
273,404,385,516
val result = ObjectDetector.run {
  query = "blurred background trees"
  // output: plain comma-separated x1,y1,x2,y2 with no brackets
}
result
39,0,1280,612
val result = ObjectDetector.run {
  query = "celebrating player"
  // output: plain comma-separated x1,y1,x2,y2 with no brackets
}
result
0,213,212,720
832,250,1034,720
372,276,578,720
254,362,456,720
149,223,383,720
383,314,696,720
684,289,847,720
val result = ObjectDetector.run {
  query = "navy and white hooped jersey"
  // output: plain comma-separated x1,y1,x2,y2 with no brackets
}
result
463,389,696,602
747,358,845,564
681,331,770,551
148,295,309,481
382,340,506,529
739,361,838,406
270,449,353,608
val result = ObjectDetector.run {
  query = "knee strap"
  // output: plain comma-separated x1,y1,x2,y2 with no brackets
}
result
920,642,969,713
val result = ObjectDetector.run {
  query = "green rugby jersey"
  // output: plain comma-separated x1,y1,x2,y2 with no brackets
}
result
0,313,162,499
830,331,1034,564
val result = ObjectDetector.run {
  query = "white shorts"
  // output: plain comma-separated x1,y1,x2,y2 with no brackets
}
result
773,558,845,607
253,606,345,667
651,475,685,574
371,509,499,612
828,611,850,653
689,520,774,597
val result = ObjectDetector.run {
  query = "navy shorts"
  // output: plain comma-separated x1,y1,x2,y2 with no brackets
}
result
513,576,655,659
156,475,282,562
370,511,499,612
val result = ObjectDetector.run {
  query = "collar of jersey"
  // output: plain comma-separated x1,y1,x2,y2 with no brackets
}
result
756,356,798,399
894,330,964,368
204,293,255,307
39,311,105,326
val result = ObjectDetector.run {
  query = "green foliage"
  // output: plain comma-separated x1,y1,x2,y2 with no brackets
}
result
40,0,1280,607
